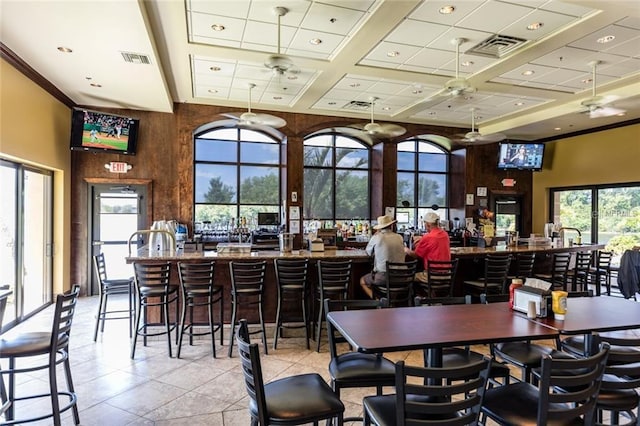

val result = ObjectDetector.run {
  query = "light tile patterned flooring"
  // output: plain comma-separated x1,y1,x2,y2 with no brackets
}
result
0,294,589,425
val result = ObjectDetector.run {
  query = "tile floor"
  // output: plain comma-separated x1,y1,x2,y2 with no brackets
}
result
0,294,572,425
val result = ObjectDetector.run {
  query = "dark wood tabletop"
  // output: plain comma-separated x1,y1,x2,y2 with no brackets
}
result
327,302,559,354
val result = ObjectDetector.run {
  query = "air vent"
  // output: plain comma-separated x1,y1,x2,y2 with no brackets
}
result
120,51,151,65
467,35,529,58
342,100,371,111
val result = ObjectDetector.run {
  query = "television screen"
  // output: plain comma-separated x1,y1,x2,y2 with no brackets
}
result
70,108,139,155
257,212,279,226
497,142,545,170
396,212,410,223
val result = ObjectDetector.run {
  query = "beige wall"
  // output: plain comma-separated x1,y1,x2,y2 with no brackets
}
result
0,58,72,295
532,123,640,235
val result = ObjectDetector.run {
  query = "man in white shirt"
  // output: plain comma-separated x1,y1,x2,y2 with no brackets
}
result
359,215,406,299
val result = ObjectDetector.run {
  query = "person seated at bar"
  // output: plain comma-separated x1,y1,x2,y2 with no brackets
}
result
405,212,451,283
359,215,406,299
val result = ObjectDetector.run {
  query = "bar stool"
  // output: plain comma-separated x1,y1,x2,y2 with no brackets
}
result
464,255,511,297
313,259,352,352
0,285,80,426
177,261,223,358
228,260,268,357
534,252,571,290
92,252,134,341
130,261,179,359
589,250,613,296
566,251,592,291
273,258,310,350
508,252,536,281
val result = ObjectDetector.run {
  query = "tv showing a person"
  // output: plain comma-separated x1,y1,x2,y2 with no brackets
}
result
509,145,528,167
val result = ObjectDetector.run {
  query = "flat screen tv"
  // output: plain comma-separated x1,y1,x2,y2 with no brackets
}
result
70,108,139,155
257,212,279,226
497,142,545,171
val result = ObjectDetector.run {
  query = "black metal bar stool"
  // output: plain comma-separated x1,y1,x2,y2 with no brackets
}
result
130,261,179,359
0,285,80,426
92,252,134,341
177,261,223,358
313,259,352,352
273,258,310,350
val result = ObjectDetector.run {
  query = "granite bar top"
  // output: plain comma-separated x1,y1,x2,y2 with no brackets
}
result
451,243,604,258
126,248,370,263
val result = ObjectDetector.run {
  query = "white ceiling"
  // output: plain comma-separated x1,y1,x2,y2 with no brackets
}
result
2,0,639,142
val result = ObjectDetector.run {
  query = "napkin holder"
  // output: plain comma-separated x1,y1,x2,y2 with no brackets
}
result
513,286,552,317
310,238,325,252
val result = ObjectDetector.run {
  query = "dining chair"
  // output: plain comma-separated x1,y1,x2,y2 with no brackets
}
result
92,252,134,341
362,358,491,426
566,251,593,292
324,298,396,422
415,295,511,387
464,255,511,297
481,342,610,426
313,259,352,352
0,285,80,426
419,258,459,300
273,258,310,350
534,251,571,291
177,261,223,358
228,260,268,357
130,261,180,359
508,252,536,281
589,250,613,296
236,319,345,425
372,260,417,307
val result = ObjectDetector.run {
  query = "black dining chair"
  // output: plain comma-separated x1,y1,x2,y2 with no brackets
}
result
228,260,268,357
92,252,134,341
589,250,614,296
507,252,536,281
567,251,593,292
534,252,571,291
236,319,345,425
420,258,459,300
313,259,352,352
363,358,491,426
0,285,80,426
464,255,511,297
324,298,396,422
372,260,417,307
481,342,610,426
177,260,223,358
273,258,310,350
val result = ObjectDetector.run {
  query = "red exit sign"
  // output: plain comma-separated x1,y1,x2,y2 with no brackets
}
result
107,162,130,173
501,178,516,187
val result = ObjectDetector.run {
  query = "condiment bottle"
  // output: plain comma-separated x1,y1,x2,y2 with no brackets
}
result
509,278,524,310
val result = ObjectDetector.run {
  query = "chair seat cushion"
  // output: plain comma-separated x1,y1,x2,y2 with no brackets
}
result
249,373,344,423
363,394,461,425
495,341,574,367
329,352,396,385
563,335,640,358
0,332,56,357
441,348,511,378
139,284,179,297
185,287,222,297
482,381,583,426
598,380,640,410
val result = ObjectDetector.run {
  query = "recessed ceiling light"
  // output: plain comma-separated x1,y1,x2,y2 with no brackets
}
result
412,89,422,94
581,78,593,84
463,96,474,101
387,51,400,57
597,35,615,44
349,83,360,88
273,96,282,100
616,112,626,117
90,83,102,88
57,46,73,53
208,89,218,94
554,127,562,131
287,75,297,80
382,106,391,111
515,102,525,106
85,76,92,80
309,38,322,45
461,61,474,67
209,66,221,72
522,70,535,76
439,5,455,14
527,22,544,30
427,111,437,116
328,102,336,105
211,24,225,31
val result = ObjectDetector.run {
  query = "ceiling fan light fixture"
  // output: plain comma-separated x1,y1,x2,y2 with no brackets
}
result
364,122,382,133
265,54,293,72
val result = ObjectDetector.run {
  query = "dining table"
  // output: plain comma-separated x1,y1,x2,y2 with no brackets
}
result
326,302,560,367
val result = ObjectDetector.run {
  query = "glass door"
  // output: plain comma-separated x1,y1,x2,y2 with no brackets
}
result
90,184,147,295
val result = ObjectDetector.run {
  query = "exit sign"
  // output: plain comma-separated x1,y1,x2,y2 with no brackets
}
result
107,162,130,173
501,178,516,187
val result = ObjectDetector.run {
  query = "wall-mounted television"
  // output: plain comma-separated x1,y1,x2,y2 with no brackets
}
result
70,108,139,155
257,212,279,226
497,142,545,171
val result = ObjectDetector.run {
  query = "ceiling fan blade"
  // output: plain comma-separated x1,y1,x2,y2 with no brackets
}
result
589,106,625,118
477,132,506,143
220,112,241,120
376,123,407,137
250,113,287,128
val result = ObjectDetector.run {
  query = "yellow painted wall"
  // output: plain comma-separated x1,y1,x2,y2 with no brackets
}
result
532,123,640,234
0,58,72,295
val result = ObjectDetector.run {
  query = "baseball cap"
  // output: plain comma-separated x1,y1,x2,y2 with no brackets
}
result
425,212,440,223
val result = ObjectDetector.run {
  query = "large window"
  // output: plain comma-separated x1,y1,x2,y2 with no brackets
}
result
303,134,370,227
551,183,640,263
396,139,450,230
194,127,281,229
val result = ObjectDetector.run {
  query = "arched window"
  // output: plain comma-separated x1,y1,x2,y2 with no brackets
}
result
193,126,281,230
396,138,450,230
303,133,370,228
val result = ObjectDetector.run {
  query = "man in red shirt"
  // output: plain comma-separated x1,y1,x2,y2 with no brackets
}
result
405,212,451,283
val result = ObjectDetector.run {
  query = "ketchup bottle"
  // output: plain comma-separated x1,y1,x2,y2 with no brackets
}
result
509,278,524,309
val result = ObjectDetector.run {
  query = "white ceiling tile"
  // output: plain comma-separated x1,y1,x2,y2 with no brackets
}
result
316,0,377,12
193,74,233,87
302,2,366,34
243,21,296,52
247,1,310,26
385,20,450,47
362,41,422,64
397,64,439,73
428,27,494,51
288,29,344,54
569,24,640,52
531,46,595,70
404,47,455,69
455,1,535,34
194,85,231,99
438,53,498,73
532,67,585,85
192,57,238,76
598,58,640,77
501,9,579,41
333,76,378,91
188,0,251,18
367,81,414,95
357,58,401,69
538,0,596,18
189,12,248,42
409,1,485,26
600,36,640,58
498,63,556,81
616,16,640,31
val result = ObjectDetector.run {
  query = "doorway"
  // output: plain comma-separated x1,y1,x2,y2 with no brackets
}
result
494,195,523,237
89,184,147,296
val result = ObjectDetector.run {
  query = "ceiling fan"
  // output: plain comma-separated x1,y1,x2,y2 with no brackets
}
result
350,97,406,139
454,108,505,144
264,7,299,77
434,38,476,98
222,83,286,129
579,60,624,118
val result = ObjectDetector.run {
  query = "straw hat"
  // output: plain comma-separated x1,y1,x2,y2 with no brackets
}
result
373,215,397,230
425,212,440,223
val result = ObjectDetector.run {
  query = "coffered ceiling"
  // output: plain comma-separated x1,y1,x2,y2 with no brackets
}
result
1,0,639,143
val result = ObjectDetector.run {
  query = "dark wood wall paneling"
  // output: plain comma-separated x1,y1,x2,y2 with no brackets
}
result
70,103,534,292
